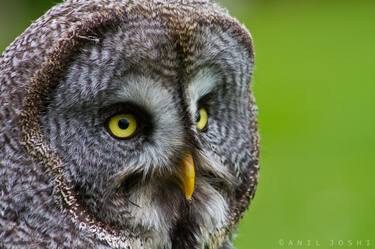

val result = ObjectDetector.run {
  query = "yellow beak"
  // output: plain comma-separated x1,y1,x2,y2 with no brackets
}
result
178,154,196,201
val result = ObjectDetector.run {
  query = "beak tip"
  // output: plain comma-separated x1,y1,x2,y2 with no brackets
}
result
185,194,193,202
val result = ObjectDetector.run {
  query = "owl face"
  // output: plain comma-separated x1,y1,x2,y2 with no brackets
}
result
38,4,256,249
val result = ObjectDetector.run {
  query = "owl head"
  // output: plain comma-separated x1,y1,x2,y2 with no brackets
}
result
2,0,259,248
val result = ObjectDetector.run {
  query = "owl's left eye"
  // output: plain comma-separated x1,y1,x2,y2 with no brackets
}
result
107,114,137,139
196,107,209,131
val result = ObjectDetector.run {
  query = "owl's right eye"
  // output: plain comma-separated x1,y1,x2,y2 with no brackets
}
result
106,114,138,139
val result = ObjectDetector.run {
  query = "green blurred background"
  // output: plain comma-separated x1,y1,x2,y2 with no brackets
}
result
1,0,374,248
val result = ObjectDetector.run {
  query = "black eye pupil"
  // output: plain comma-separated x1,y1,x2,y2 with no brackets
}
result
196,112,201,123
118,119,130,130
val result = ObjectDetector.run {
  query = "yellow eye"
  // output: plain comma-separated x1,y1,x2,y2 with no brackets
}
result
107,114,137,139
196,107,208,131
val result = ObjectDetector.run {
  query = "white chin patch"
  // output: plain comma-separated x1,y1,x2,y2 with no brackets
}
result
194,179,229,245
126,183,173,249
126,179,228,249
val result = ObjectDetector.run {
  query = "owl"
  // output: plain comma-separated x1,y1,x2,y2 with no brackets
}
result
0,0,259,248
